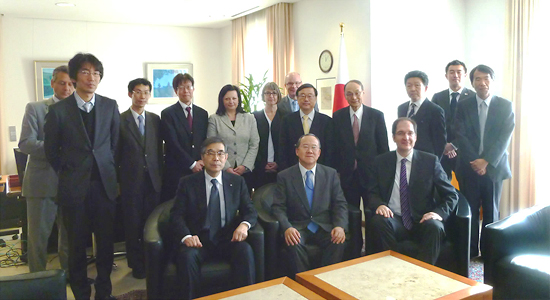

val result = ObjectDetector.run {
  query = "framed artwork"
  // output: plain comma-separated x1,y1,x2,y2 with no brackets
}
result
146,63,193,104
34,61,68,101
316,77,336,114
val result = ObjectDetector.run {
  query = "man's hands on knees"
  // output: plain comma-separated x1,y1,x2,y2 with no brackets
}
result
184,235,203,248
231,223,249,242
420,212,442,223
284,227,301,246
331,227,345,244
376,205,394,218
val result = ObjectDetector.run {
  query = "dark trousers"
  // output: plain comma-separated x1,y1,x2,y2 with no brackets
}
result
175,240,255,300
367,214,445,265
459,172,502,257
62,180,115,300
121,176,159,272
286,228,346,278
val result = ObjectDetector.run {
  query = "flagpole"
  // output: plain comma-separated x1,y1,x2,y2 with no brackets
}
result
333,23,349,112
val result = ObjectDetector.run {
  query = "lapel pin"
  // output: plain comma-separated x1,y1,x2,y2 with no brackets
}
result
230,183,233,187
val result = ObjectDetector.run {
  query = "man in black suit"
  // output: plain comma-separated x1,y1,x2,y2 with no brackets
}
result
117,78,163,279
161,73,208,202
398,71,446,159
366,118,458,264
44,53,119,300
432,60,474,179
279,84,333,170
272,134,348,278
454,65,514,258
170,136,257,300
333,80,389,211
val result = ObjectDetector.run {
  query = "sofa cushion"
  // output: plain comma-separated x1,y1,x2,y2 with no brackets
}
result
494,254,550,299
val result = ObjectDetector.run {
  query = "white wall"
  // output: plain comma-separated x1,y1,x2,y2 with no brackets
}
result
0,17,231,173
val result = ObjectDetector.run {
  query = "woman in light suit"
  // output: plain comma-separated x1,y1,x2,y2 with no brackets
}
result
207,84,259,191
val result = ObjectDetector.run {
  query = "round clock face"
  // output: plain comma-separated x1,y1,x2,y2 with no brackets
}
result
319,50,333,73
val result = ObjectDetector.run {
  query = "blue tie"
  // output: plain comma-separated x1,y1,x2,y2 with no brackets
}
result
292,99,298,112
208,179,222,243
305,170,319,233
138,115,145,136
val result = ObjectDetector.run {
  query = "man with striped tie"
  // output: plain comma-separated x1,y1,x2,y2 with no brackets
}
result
365,118,458,264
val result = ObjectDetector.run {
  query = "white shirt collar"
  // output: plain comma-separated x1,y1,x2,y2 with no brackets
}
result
205,170,223,186
396,149,414,163
298,162,317,180
179,101,192,111
74,91,95,109
448,87,464,96
52,95,62,103
130,107,145,121
299,109,315,121
476,94,492,107
410,98,425,109
349,104,363,119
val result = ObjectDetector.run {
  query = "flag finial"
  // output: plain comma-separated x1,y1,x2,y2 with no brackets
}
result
340,23,345,35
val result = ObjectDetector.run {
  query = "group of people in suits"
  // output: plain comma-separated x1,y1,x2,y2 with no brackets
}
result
18,54,514,299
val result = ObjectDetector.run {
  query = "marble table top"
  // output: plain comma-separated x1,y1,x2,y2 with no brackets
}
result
221,283,308,300
315,255,470,300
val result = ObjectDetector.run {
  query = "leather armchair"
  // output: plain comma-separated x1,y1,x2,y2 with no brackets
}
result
365,190,472,277
482,204,550,300
253,183,362,280
144,199,264,299
0,269,66,300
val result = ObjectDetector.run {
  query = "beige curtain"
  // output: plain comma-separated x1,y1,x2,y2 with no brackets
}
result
266,3,294,89
501,0,536,217
232,16,246,86
0,15,5,174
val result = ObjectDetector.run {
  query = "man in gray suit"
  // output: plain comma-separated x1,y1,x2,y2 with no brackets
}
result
278,72,318,116
19,65,73,273
272,134,348,278
432,60,474,179
454,64,514,258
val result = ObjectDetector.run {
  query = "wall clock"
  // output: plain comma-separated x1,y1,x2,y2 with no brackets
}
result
319,50,333,73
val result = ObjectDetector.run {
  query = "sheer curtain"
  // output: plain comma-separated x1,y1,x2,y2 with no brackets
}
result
266,3,294,89
232,17,246,86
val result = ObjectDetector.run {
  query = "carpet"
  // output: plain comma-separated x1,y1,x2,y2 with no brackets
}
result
116,289,147,300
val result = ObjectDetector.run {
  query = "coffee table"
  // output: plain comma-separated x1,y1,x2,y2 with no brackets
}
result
296,250,492,300
196,276,324,300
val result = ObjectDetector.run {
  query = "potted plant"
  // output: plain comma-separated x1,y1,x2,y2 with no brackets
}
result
239,70,268,113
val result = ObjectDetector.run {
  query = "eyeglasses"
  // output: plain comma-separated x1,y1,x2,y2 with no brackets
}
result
286,81,302,86
298,94,315,100
299,144,319,151
395,131,416,137
204,150,227,158
264,92,277,96
177,85,194,91
133,90,151,96
79,70,101,77
345,91,363,98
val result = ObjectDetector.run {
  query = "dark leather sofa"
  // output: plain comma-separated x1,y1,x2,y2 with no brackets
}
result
143,199,264,300
482,204,550,300
365,190,472,277
253,183,363,280
0,269,66,300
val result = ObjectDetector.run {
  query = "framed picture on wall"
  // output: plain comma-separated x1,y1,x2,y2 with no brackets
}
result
316,77,336,114
145,63,193,104
34,61,68,101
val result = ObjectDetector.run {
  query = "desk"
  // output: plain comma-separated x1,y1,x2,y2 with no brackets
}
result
196,277,323,300
296,251,492,300
0,174,26,261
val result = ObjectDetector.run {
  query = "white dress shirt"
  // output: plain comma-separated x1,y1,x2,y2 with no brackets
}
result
298,162,317,187
388,150,414,216
75,92,95,112
264,110,275,162
130,107,145,129
349,105,363,129
407,98,425,116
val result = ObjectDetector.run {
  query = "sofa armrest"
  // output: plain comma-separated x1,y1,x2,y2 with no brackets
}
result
0,269,67,300
247,223,265,283
447,192,471,277
347,204,362,259
255,202,280,280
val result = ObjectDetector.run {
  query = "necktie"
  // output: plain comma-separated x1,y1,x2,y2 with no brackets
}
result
450,92,459,118
478,101,488,154
302,114,310,134
305,170,318,233
408,103,415,118
83,101,92,113
186,106,193,130
137,115,145,136
208,179,222,243
292,100,298,112
400,158,413,230
352,114,359,169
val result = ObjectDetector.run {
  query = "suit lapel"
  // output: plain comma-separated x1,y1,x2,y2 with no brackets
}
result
468,98,481,139
173,103,192,137
290,165,310,212
67,96,91,146
385,153,397,202
222,172,234,222
358,105,372,144
125,109,144,148
460,88,472,100
312,165,326,213
409,151,421,194
196,172,208,218
220,114,237,133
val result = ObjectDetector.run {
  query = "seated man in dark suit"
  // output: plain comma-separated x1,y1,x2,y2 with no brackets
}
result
272,134,348,278
170,136,257,300
366,118,458,264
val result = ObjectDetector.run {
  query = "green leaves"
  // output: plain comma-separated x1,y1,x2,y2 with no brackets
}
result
239,70,268,113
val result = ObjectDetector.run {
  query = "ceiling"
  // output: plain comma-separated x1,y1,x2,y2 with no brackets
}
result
0,0,299,28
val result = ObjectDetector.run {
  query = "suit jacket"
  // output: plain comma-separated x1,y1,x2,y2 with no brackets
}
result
169,171,257,245
252,109,281,172
279,111,334,170
454,95,514,182
277,95,319,116
432,88,474,143
44,93,120,204
333,105,389,188
118,109,163,196
18,98,58,198
272,163,348,233
398,99,446,158
161,102,208,181
366,150,458,222
207,113,259,171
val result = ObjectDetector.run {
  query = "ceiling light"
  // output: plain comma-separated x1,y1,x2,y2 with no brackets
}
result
55,2,76,7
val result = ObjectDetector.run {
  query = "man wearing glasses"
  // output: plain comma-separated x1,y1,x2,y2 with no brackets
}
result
278,72,318,115
170,136,257,300
117,78,163,279
44,53,120,300
160,73,209,202
279,84,334,170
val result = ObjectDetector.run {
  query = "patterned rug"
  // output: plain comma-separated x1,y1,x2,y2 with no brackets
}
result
116,290,147,300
